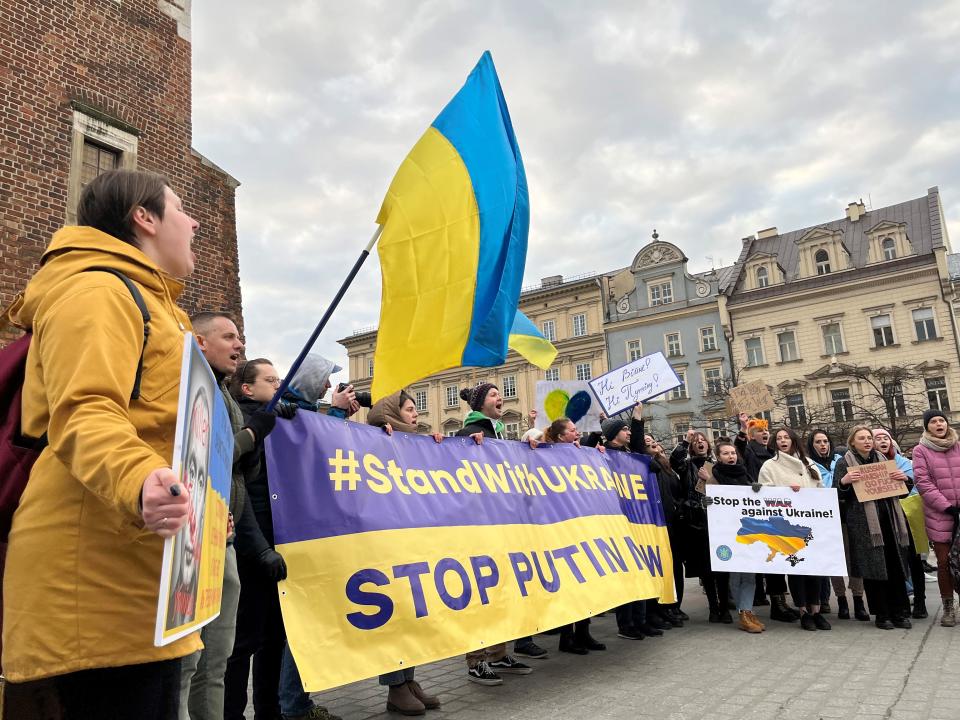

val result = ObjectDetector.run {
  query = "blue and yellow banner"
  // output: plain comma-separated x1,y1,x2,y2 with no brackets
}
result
266,413,674,691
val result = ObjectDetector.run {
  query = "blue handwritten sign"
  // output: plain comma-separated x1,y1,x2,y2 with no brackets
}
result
588,351,682,416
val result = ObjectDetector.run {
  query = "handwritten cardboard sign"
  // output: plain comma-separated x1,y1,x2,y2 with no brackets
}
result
727,380,775,416
853,460,907,502
588,351,682,416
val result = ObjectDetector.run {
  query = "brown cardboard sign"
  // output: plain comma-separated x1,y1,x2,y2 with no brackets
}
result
727,380,775,415
852,460,908,502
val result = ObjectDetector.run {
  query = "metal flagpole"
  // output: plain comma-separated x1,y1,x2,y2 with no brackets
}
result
266,224,383,411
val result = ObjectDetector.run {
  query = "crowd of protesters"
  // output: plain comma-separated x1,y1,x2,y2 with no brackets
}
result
4,169,960,720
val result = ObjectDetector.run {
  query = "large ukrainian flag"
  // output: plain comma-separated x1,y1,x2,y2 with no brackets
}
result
372,51,553,401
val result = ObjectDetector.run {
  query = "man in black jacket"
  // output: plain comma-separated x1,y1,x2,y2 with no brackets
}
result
180,312,292,720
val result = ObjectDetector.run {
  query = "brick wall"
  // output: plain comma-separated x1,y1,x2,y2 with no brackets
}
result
0,0,242,343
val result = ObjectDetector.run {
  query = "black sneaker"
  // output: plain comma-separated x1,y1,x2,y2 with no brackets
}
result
813,613,832,630
708,610,721,623
875,617,894,630
467,661,503,685
558,636,588,655
647,614,672,630
892,616,912,629
488,655,532,675
676,608,691,621
637,623,663,637
800,613,817,631
513,640,548,659
616,626,644,640
663,609,684,627
719,610,733,624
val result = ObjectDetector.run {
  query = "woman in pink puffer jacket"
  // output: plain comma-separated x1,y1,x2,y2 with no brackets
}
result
911,409,960,627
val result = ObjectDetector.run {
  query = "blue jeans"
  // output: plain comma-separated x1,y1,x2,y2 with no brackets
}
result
379,668,416,686
279,642,312,716
729,573,756,612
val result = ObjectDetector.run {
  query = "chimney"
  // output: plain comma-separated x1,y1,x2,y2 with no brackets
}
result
846,200,866,222
541,275,563,288
756,227,778,239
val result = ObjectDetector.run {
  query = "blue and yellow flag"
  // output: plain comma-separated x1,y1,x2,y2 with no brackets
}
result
372,51,535,400
509,310,557,370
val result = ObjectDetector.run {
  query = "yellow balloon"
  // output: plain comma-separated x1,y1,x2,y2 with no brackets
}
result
544,389,570,421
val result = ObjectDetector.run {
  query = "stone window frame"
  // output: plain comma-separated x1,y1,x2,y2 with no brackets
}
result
501,375,518,399
66,106,139,225
575,362,593,381
777,330,800,362
664,331,683,358
545,367,560,382
445,385,459,408
571,313,588,338
626,338,643,362
541,319,557,342
865,220,913,264
414,389,428,413
744,335,765,367
647,276,674,306
699,325,718,352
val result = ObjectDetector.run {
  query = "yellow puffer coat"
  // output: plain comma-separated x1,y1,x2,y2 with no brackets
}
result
3,227,203,682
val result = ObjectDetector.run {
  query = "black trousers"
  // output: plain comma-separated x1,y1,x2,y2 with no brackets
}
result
702,571,730,612
863,514,911,621
787,574,823,608
765,573,788,595
5,658,181,720
224,554,286,720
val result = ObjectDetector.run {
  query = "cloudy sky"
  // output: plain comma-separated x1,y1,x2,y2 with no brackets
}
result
191,0,960,381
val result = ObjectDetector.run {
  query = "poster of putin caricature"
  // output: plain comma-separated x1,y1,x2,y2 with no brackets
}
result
155,332,234,646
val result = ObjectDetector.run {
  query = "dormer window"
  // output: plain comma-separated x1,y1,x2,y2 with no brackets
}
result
815,249,831,275
756,266,769,288
882,237,896,261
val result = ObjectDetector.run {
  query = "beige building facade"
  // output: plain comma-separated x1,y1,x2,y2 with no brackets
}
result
338,273,606,437
721,188,959,442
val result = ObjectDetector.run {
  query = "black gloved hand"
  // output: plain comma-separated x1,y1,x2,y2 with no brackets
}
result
258,548,287,582
274,401,297,420
946,506,960,519
751,483,763,493
243,409,277,442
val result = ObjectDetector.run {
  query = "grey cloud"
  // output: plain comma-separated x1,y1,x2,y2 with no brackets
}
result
192,0,960,377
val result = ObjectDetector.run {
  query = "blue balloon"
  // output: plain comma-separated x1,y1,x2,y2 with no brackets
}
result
565,391,592,424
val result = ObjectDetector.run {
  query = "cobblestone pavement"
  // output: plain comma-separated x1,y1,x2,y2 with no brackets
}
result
246,578,959,720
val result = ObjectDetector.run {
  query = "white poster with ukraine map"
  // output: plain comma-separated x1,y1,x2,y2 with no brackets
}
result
706,486,846,576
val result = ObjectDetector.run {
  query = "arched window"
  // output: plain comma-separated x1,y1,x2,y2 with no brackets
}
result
882,237,896,261
756,266,769,288
815,249,831,275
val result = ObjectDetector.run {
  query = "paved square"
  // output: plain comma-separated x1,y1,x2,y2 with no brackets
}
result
247,579,957,720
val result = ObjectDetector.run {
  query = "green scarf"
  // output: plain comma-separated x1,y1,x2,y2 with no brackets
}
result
463,410,505,438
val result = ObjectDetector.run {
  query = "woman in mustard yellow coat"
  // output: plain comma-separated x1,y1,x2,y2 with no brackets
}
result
4,170,200,718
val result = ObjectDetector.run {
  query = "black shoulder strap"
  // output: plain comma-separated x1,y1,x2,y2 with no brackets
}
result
85,267,151,400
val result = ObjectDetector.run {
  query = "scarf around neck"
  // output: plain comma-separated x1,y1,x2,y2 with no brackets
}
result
919,427,959,452
713,462,750,486
844,449,909,549
463,410,505,437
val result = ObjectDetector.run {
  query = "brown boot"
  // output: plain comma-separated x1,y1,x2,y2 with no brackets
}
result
407,680,440,710
738,610,762,633
746,610,766,631
942,597,956,628
386,683,426,716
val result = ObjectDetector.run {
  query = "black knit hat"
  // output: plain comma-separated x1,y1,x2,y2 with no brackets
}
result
461,383,498,411
601,417,629,442
923,408,948,431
